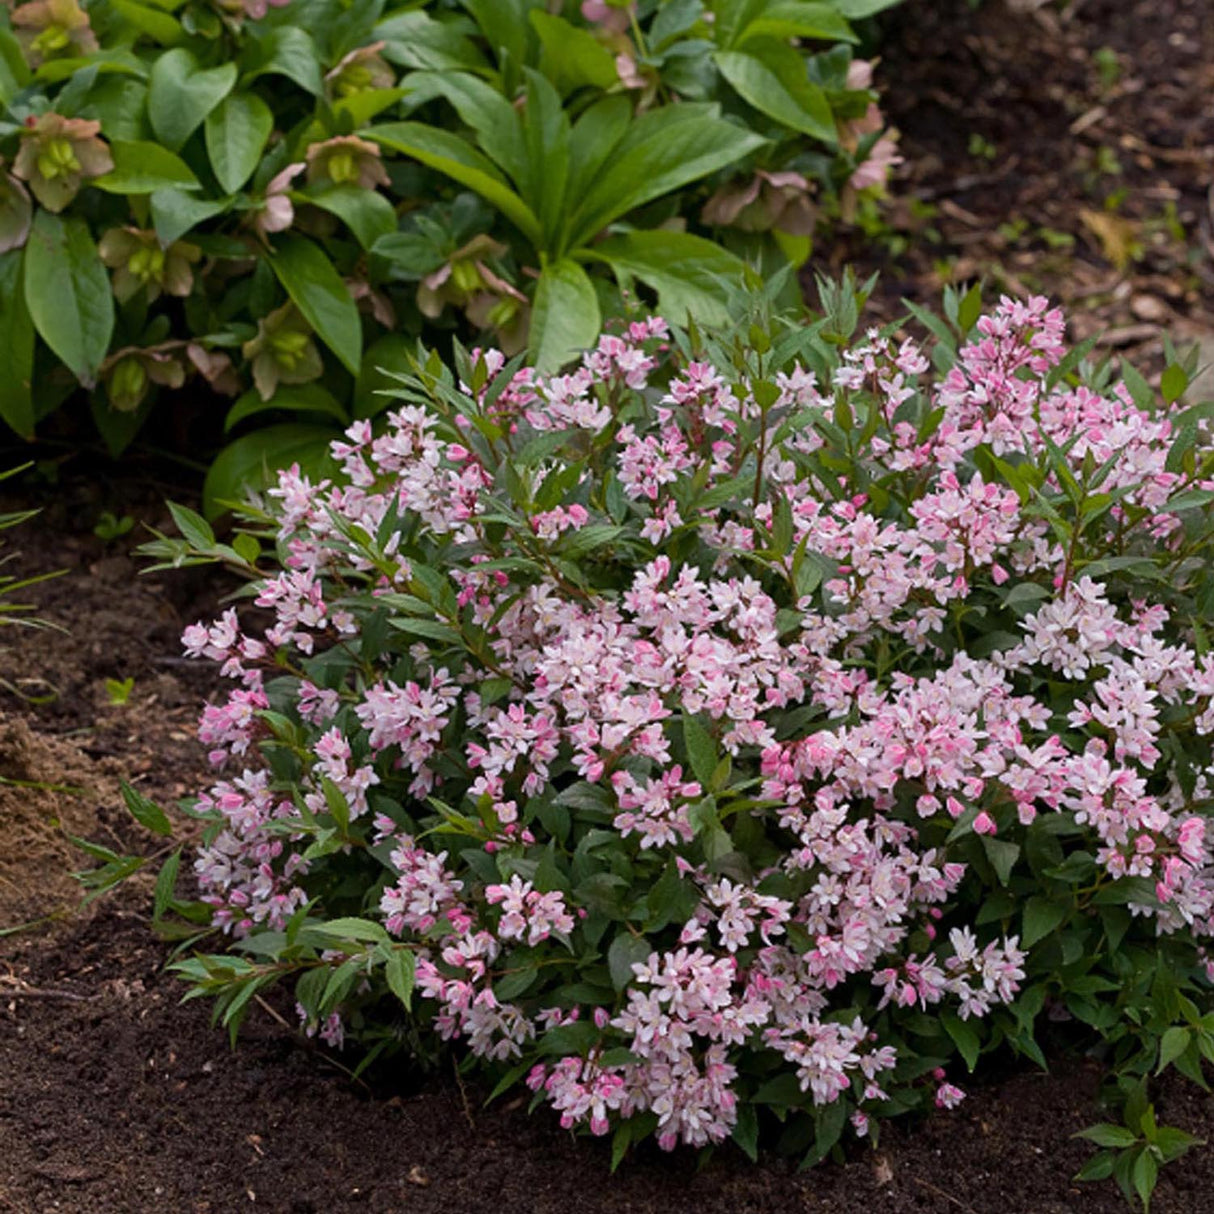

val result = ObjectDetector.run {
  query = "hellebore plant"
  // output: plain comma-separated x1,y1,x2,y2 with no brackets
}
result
0,0,904,476
123,283,1214,1204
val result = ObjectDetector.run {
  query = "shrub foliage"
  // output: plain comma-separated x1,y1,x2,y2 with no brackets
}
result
130,285,1214,1197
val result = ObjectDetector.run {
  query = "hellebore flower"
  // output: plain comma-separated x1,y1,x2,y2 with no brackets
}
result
702,170,816,237
0,160,32,254
12,113,113,213
839,61,902,194
242,303,323,400
305,136,390,190
98,227,201,303
252,162,305,238
103,346,187,413
187,344,242,397
324,42,394,99
10,0,97,67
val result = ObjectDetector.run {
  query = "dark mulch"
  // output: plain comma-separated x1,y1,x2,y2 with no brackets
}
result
826,0,1214,380
4,0,1214,1210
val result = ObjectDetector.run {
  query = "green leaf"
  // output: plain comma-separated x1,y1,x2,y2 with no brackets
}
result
1157,1026,1192,1075
531,11,618,94
271,236,362,374
1132,1148,1158,1212
732,1103,760,1162
225,383,347,432
384,948,416,1010
313,916,388,943
1075,1123,1139,1149
607,933,651,991
148,49,238,150
0,28,31,106
121,781,173,836
1161,363,1188,405
1021,895,1069,947
375,10,491,74
0,250,35,438
831,0,903,15
714,42,836,142
363,122,543,247
93,140,200,193
681,712,718,787
24,211,113,389
152,849,181,920
203,424,337,518
565,105,766,251
243,27,323,95
980,835,1019,885
458,0,533,66
205,93,273,194
150,188,233,246
168,501,216,550
586,230,746,329
941,1010,981,1071
528,258,600,373
109,0,184,45
303,186,398,250
737,1,857,43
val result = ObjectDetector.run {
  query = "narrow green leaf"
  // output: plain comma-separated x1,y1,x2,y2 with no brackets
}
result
0,250,35,438
121,781,173,836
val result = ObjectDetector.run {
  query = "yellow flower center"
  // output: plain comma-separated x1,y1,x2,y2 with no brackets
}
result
111,358,147,402
129,246,166,284
269,329,310,368
326,150,358,185
451,260,484,295
38,137,81,181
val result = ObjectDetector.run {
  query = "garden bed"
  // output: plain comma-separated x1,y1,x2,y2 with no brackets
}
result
3,0,1214,1211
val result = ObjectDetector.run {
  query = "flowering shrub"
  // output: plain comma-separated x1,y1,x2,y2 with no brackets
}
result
131,286,1214,1198
0,0,902,487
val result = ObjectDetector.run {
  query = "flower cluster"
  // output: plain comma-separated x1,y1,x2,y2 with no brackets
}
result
171,293,1214,1163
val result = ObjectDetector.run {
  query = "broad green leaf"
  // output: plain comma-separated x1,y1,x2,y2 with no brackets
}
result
302,186,398,250
565,95,632,211
1075,1123,1139,1149
737,1,857,44
242,27,324,95
203,423,337,518
0,29,32,106
150,188,233,246
458,0,535,65
109,0,184,45
586,229,745,328
531,11,618,94
832,0,905,14
149,49,238,150
363,122,543,246
1022,895,1069,947
528,258,599,373
714,42,836,142
35,50,146,84
0,250,35,438
941,1010,981,1071
565,105,765,251
205,92,273,194
93,140,200,193
375,10,491,73
23,212,113,389
225,383,348,432
607,933,651,991
397,71,527,186
271,236,362,374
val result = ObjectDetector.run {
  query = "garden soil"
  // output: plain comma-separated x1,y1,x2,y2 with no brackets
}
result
2,0,1214,1210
